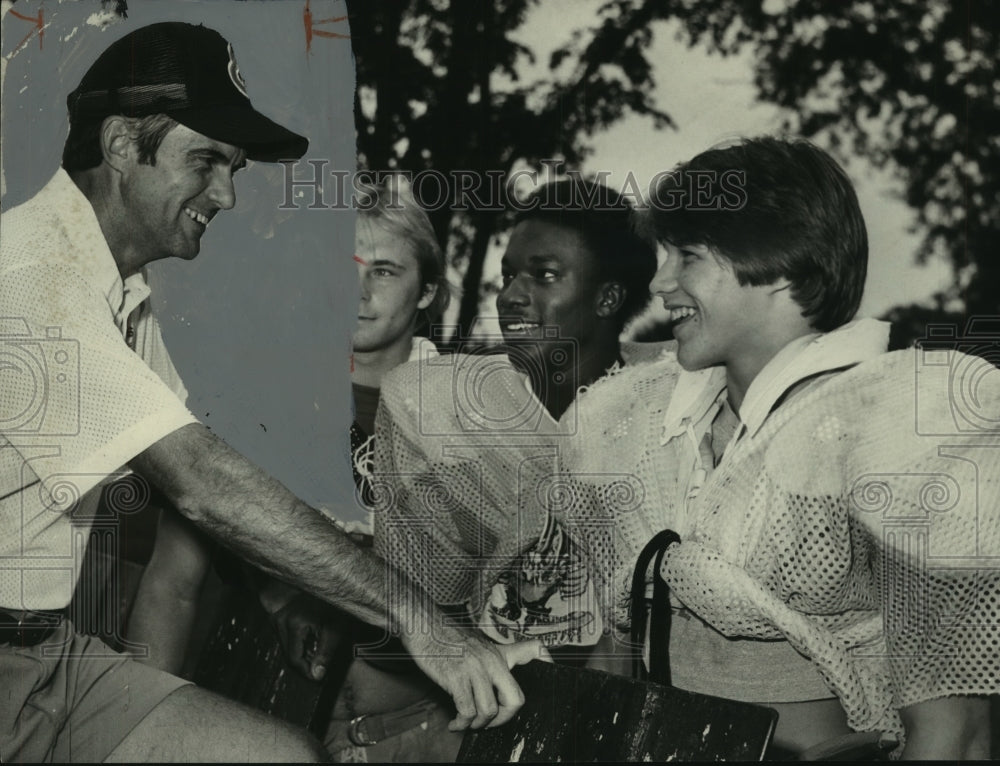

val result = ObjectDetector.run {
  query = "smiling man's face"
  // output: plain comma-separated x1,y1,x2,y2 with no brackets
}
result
119,122,246,263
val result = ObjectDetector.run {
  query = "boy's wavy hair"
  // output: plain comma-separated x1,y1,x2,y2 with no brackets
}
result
643,137,868,331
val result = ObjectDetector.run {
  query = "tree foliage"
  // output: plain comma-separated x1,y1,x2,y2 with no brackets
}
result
345,0,672,339
347,0,997,342
638,0,997,322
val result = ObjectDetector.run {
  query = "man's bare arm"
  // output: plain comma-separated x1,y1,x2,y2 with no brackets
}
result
130,422,537,728
131,423,387,625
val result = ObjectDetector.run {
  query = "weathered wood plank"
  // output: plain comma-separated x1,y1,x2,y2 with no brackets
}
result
459,661,777,762
193,587,344,738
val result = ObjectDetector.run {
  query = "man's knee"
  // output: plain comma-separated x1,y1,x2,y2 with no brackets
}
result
261,723,330,763
106,685,328,762
265,723,328,763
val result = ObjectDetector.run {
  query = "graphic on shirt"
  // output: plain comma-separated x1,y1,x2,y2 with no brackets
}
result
482,513,601,647
0,317,80,436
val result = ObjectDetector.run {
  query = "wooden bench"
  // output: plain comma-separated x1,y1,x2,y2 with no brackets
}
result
191,584,345,738
67,497,1000,760
459,660,778,762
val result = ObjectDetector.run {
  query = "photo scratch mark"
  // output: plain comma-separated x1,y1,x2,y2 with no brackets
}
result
304,0,349,53
8,7,45,55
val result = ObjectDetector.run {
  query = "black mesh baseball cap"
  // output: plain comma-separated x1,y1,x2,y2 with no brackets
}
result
66,22,308,162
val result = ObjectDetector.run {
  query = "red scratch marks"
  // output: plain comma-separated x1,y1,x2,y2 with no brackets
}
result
9,7,44,54
349,353,354,373
304,0,349,53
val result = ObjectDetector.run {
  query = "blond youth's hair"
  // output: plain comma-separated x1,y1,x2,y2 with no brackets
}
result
355,175,450,327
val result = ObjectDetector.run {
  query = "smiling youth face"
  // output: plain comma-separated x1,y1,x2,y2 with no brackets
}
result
496,218,606,371
117,122,246,265
649,241,786,378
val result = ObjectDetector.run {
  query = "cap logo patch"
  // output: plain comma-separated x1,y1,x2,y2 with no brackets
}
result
227,43,249,98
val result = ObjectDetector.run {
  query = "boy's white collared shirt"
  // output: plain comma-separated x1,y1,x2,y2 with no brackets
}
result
658,318,891,533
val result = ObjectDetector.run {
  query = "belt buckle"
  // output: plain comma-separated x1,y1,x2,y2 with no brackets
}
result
0,609,61,647
347,714,378,746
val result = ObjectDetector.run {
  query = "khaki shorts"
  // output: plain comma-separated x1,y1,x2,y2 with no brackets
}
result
0,619,190,763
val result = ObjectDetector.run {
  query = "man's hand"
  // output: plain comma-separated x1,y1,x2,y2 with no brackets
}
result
402,622,548,732
270,592,344,681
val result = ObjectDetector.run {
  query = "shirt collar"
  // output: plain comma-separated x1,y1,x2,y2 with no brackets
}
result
660,318,890,445
44,168,151,329
506,352,626,432
660,356,727,444
408,336,439,362
737,318,889,438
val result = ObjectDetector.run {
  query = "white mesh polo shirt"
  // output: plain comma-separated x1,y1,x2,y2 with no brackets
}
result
1,169,197,610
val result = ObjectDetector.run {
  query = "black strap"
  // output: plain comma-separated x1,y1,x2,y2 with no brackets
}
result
0,607,64,648
629,529,680,684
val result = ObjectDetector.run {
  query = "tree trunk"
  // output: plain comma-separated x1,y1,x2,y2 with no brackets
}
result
449,213,492,346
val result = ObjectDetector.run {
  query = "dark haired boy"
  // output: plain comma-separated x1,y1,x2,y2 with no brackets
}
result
635,137,996,758
498,179,659,417
374,178,664,659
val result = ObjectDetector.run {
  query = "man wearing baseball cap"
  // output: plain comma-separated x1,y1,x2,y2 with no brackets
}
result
0,22,534,762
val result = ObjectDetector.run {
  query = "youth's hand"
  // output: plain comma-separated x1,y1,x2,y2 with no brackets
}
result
498,639,552,668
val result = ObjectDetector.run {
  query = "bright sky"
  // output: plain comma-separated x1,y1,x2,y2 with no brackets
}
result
462,2,952,337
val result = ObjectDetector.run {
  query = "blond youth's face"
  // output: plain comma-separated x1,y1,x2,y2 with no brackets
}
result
352,219,434,353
